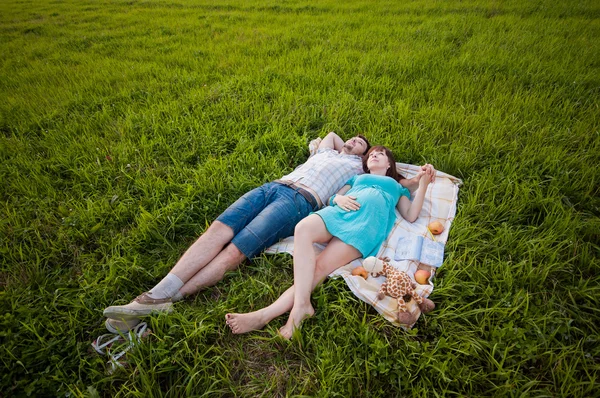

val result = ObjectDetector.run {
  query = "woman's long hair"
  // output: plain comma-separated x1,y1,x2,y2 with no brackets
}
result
362,146,405,182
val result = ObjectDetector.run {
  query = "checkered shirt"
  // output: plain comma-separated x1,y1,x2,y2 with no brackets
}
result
280,148,364,206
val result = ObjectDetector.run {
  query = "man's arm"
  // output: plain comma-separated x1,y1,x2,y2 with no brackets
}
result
319,132,345,152
400,164,436,193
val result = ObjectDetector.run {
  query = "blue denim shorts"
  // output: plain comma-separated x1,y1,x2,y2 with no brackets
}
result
216,182,316,259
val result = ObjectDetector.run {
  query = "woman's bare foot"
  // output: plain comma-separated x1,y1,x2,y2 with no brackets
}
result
225,311,268,334
278,304,315,339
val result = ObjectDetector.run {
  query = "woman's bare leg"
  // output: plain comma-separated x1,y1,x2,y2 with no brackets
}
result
279,235,361,339
226,287,295,334
226,237,361,335
282,215,331,334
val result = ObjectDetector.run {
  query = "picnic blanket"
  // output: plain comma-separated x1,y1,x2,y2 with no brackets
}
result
266,149,462,328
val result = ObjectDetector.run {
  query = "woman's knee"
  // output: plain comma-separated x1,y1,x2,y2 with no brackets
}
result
294,215,322,240
294,218,309,236
313,258,330,282
314,256,343,280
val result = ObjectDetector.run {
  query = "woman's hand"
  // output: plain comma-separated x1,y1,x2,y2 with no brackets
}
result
418,170,432,189
334,195,361,211
397,164,434,222
416,164,436,183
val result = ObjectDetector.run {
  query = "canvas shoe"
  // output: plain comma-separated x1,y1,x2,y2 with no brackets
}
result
103,292,173,319
105,317,141,334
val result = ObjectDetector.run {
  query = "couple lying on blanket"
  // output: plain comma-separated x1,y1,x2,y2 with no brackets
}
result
102,132,435,339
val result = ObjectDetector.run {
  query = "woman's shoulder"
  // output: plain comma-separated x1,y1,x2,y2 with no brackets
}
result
374,175,409,195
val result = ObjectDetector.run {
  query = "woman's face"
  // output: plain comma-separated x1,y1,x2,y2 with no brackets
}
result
367,150,390,171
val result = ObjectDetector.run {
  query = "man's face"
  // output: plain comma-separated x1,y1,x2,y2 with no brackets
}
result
343,136,368,155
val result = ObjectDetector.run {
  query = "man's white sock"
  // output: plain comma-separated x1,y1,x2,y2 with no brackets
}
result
147,273,184,300
171,291,184,302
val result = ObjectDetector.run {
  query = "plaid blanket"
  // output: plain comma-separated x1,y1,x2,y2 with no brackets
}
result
265,157,462,328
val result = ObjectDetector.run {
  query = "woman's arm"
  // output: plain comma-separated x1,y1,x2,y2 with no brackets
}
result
328,185,361,211
397,173,432,222
400,164,436,192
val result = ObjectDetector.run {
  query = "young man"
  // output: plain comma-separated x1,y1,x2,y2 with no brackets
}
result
102,132,372,331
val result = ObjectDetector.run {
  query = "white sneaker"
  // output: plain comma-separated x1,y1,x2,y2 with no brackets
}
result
103,292,173,319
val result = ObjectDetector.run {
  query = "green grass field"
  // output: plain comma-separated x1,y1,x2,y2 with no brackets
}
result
1,0,599,396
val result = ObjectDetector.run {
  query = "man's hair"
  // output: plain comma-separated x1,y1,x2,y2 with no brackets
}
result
362,145,405,181
357,134,371,155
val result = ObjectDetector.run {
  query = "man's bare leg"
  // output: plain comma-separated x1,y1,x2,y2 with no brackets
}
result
226,237,360,335
169,221,235,283
103,221,237,319
136,220,236,301
178,242,246,297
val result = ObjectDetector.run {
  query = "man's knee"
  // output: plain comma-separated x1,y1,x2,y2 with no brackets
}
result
206,220,234,239
222,243,246,269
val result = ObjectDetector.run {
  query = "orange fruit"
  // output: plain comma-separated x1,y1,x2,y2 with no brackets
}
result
351,266,368,279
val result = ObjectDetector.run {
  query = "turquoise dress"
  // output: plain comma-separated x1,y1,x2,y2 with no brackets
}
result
315,174,410,257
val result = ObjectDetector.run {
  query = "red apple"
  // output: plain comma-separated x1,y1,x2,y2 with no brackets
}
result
428,221,444,235
414,270,431,285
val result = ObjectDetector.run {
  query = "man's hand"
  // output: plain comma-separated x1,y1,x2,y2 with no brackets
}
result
334,195,361,211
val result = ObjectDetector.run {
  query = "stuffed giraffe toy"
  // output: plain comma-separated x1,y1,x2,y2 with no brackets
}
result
362,256,435,325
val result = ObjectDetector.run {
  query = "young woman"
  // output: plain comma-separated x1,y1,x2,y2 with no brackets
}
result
226,146,434,338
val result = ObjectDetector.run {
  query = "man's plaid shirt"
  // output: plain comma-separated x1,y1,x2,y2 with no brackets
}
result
280,148,363,207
